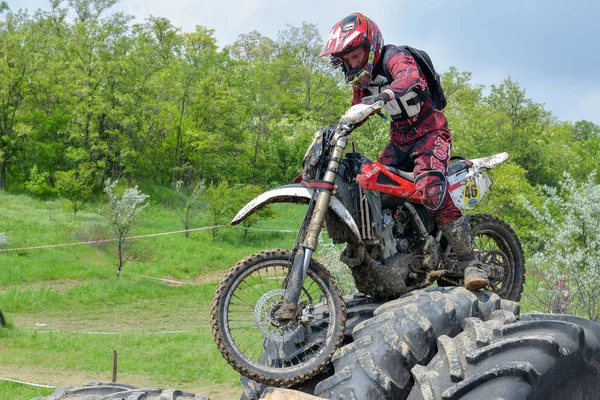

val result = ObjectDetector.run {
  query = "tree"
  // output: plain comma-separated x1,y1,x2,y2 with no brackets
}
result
0,4,38,190
203,180,234,238
172,179,205,237
103,179,149,274
227,30,274,62
573,120,600,141
55,165,94,216
524,172,600,321
24,165,53,199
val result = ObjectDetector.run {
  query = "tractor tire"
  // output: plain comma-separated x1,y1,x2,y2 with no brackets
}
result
313,287,519,400
407,312,600,400
34,382,209,399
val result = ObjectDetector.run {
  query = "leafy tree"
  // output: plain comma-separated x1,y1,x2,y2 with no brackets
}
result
524,172,600,321
227,30,275,62
203,180,235,238
55,165,94,216
103,179,149,274
24,165,53,199
0,4,39,190
172,179,205,237
573,120,600,141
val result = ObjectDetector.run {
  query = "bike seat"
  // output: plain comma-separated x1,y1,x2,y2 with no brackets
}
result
448,159,470,175
384,166,414,182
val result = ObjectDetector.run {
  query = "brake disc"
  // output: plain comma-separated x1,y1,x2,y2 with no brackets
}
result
254,289,302,342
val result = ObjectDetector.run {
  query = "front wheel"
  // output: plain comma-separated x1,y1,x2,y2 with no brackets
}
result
210,249,346,387
441,214,526,301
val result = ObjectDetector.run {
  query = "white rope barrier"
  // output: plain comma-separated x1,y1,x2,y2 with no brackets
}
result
25,329,194,335
0,224,298,254
0,377,56,389
120,272,191,285
0,225,225,253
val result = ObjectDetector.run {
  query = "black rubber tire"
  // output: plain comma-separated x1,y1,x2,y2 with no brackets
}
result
0,310,5,327
407,312,600,400
313,287,520,400
211,249,346,387
440,214,526,302
34,382,208,399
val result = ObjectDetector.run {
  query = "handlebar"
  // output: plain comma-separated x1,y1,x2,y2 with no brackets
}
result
338,100,384,126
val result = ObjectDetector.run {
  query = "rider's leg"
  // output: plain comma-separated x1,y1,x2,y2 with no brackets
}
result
437,216,489,290
411,131,489,290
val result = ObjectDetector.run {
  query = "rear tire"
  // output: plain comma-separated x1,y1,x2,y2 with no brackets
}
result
440,214,525,301
407,312,600,400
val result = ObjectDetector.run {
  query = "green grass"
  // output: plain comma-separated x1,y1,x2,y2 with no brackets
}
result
0,381,54,400
0,191,307,399
0,190,540,399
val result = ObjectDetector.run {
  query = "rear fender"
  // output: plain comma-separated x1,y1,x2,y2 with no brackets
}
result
231,184,362,243
448,152,509,211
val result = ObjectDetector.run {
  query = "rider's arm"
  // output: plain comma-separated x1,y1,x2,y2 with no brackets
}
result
386,51,428,99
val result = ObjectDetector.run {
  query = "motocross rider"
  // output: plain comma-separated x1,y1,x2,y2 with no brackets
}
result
320,12,488,290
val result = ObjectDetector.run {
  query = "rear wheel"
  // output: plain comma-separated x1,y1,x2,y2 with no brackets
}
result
441,214,525,301
210,249,346,387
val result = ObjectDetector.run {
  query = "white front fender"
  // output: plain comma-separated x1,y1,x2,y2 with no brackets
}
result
231,184,362,243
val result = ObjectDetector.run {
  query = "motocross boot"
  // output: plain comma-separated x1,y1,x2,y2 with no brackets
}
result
439,216,489,291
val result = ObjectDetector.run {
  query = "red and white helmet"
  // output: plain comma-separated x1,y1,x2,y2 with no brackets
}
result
320,13,384,88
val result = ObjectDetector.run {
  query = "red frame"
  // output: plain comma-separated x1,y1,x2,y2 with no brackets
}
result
356,161,421,203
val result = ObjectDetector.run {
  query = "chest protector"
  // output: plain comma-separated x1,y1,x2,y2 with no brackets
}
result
367,75,422,120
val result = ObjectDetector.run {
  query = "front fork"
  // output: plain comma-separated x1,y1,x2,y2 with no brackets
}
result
277,135,348,321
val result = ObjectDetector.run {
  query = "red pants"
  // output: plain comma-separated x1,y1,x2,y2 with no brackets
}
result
377,130,462,225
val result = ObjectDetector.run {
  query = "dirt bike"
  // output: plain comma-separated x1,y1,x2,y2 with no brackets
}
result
210,101,525,387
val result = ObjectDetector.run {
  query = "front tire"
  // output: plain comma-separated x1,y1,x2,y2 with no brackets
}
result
210,249,346,387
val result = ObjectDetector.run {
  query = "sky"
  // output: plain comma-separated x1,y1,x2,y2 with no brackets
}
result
11,0,600,125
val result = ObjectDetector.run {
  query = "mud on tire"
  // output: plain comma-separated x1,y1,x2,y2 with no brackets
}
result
211,249,346,387
407,312,600,400
314,287,520,400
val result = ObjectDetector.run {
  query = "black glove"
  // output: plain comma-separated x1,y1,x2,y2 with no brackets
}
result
361,91,393,105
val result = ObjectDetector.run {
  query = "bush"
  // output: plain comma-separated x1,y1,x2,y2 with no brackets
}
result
24,165,53,199
55,166,94,216
524,172,600,321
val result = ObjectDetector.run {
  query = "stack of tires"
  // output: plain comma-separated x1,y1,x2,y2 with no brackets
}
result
310,287,600,400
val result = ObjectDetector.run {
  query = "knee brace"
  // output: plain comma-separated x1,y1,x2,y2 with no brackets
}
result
414,170,448,211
